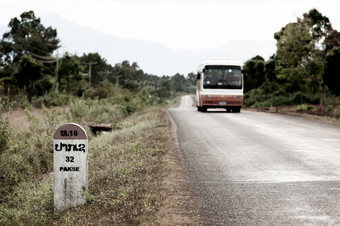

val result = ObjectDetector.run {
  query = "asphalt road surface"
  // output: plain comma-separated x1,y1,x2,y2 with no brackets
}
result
167,95,340,225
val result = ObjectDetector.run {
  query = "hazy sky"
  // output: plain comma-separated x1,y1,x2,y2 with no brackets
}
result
1,0,340,51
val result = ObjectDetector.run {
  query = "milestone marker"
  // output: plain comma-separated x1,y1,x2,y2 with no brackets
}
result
53,123,88,211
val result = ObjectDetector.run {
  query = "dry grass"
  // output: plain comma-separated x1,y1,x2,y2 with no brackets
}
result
248,104,340,125
2,106,69,132
0,105,199,225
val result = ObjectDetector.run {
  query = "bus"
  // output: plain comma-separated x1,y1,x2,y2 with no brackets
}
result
196,58,244,112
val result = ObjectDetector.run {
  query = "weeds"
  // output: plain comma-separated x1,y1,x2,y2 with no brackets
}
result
78,109,167,224
0,107,55,200
0,176,54,225
0,116,12,154
333,107,340,119
294,104,317,111
0,102,170,225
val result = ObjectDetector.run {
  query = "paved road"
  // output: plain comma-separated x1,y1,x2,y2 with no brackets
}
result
167,95,340,225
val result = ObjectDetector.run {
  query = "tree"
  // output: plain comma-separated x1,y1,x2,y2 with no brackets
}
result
156,77,172,98
0,11,60,99
303,9,333,107
171,73,185,92
187,72,197,86
274,9,334,106
1,11,59,70
243,55,266,92
274,21,311,92
264,55,277,82
11,55,43,101
79,52,111,86
57,53,82,94
112,60,145,89
144,74,160,91
324,30,340,95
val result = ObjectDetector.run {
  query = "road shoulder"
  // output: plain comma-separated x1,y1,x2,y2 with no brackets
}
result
155,109,202,224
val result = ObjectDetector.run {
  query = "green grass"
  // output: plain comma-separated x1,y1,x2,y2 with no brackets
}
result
294,104,317,111
0,106,171,225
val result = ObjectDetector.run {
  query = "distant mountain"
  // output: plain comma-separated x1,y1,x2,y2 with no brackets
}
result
1,13,277,76
41,13,188,76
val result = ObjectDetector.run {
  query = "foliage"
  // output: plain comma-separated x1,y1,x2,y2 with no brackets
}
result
111,60,144,88
324,30,340,95
243,55,266,92
333,107,340,119
68,97,127,125
294,104,317,112
79,52,112,86
274,9,335,106
274,20,311,92
156,78,172,99
0,11,59,102
57,53,83,94
0,11,194,107
68,87,155,125
245,8,340,107
244,78,320,107
0,106,61,200
0,86,158,207
1,11,59,64
171,73,186,92
0,116,12,154
11,55,44,101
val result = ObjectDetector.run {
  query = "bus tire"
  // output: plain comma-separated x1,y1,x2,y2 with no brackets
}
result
233,107,241,113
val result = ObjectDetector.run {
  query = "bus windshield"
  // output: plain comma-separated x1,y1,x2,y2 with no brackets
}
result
203,65,242,89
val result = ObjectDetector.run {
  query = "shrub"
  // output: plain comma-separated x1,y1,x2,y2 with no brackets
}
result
244,81,323,107
325,105,334,112
0,116,12,154
333,107,340,119
0,106,61,199
292,92,319,105
69,98,88,122
251,95,293,107
294,104,317,111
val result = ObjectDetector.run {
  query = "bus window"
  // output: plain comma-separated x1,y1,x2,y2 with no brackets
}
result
203,66,242,89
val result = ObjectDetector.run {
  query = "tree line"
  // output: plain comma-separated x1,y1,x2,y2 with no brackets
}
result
2,9,339,109
243,9,340,108
0,11,195,106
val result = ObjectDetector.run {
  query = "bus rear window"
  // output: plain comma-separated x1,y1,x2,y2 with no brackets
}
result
203,65,242,89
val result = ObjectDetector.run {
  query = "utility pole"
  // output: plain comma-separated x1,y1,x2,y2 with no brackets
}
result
55,51,59,77
55,51,59,93
83,61,97,85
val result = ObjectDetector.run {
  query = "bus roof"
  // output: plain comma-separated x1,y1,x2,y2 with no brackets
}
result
198,58,243,71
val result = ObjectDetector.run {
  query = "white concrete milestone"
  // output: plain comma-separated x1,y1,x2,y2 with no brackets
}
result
53,123,88,211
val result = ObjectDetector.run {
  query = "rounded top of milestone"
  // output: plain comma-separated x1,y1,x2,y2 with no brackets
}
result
53,123,87,140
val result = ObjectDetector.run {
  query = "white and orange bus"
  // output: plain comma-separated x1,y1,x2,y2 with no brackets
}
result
196,58,244,112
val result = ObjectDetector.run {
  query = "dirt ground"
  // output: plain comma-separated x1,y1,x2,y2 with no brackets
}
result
249,105,340,125
156,110,202,224
2,106,202,224
2,106,69,131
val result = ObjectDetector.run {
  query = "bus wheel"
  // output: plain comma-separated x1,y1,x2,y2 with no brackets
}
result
197,106,202,111
226,108,231,112
233,107,241,113
202,106,207,112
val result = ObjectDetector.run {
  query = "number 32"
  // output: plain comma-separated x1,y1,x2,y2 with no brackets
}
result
66,156,74,162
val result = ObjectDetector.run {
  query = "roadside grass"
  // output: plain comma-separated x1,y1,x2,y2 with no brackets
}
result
0,106,171,225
